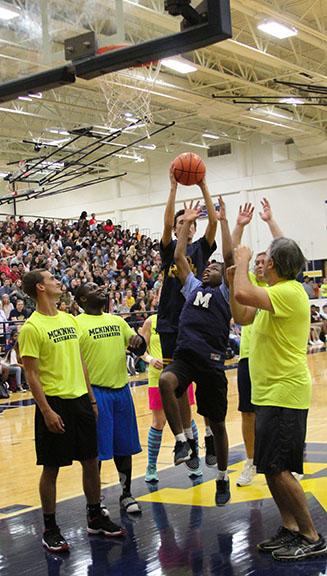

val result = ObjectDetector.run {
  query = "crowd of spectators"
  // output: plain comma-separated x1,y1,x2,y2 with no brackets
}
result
0,211,325,391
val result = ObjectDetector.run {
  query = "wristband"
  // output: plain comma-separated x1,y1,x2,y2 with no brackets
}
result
144,353,154,364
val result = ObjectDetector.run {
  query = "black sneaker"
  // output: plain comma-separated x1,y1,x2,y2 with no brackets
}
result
215,478,231,506
272,533,327,561
173,440,191,465
257,526,299,553
205,435,217,467
185,438,202,476
87,512,125,537
42,527,69,553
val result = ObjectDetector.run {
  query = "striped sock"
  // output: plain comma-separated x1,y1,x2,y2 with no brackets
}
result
191,419,199,455
148,427,163,466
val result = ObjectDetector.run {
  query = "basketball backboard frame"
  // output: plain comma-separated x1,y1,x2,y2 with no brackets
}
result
0,0,231,102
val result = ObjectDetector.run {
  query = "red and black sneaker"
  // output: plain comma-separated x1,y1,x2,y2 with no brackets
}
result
42,527,70,553
87,512,125,538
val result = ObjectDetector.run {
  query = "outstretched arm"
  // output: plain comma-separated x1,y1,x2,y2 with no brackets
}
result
259,197,283,238
231,202,254,249
216,195,233,271
199,179,218,247
233,245,273,311
226,265,256,325
161,165,178,248
174,202,201,285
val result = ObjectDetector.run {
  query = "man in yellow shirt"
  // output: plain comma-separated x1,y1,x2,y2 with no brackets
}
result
19,270,124,553
75,282,146,514
229,238,326,562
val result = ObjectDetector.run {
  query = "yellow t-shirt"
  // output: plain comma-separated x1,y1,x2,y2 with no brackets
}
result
320,284,327,298
249,280,311,409
18,311,87,398
239,272,266,360
126,296,135,309
148,315,162,388
76,313,135,388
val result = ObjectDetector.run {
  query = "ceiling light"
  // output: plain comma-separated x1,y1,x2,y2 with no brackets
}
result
0,3,20,20
202,133,220,139
161,57,197,74
18,96,32,102
0,172,9,177
181,141,209,149
257,21,297,39
279,97,305,105
29,92,42,99
250,107,294,120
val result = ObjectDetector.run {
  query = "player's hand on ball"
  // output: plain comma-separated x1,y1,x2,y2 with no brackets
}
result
234,245,253,264
237,203,254,227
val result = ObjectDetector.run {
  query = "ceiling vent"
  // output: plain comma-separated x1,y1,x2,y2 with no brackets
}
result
207,143,232,158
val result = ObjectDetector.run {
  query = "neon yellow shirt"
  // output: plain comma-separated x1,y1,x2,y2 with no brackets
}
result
18,311,87,398
249,280,311,409
239,272,266,360
148,315,162,388
76,313,135,388
320,283,327,298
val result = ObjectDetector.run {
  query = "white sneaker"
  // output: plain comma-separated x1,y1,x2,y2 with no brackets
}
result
291,471,304,481
237,460,256,487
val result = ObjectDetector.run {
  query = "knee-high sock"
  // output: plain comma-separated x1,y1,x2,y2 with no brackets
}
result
114,455,132,496
148,427,163,466
191,419,199,455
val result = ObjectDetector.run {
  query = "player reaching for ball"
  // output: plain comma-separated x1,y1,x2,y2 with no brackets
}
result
157,163,218,474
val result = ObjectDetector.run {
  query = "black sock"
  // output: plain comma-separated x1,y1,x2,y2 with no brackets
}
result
43,513,57,530
87,503,101,519
114,455,132,496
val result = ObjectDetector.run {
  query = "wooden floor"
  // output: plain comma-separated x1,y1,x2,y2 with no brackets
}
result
0,350,326,516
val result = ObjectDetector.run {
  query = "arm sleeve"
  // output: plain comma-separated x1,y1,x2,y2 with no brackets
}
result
263,283,294,318
181,273,202,299
121,318,137,347
128,334,147,356
18,324,41,359
160,239,175,267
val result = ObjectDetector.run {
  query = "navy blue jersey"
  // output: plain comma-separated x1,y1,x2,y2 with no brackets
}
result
157,236,216,334
175,273,231,368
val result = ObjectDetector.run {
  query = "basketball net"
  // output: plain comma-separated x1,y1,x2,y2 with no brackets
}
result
97,45,162,129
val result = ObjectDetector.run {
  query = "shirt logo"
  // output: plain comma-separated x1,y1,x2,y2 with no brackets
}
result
193,291,212,309
167,257,197,279
47,327,78,344
88,325,121,340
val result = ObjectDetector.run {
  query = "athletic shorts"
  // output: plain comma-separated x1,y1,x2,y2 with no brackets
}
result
35,394,98,467
92,384,142,461
254,405,308,475
159,332,177,366
237,358,255,413
148,383,195,411
163,351,228,423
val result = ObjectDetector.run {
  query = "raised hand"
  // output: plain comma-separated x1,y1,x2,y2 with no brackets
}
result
215,195,226,221
259,197,273,222
226,264,236,284
234,245,253,264
182,200,201,222
169,163,177,189
237,203,254,227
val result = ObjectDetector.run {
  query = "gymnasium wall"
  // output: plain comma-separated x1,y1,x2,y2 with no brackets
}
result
17,135,327,260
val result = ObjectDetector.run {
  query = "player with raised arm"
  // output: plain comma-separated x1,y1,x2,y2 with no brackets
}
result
159,197,241,505
157,167,218,473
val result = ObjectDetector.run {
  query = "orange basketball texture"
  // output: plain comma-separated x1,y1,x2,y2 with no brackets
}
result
172,152,206,186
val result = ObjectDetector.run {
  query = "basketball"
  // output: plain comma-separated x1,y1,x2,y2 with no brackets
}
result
172,152,206,186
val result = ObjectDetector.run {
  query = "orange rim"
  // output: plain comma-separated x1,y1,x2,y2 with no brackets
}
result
96,44,158,68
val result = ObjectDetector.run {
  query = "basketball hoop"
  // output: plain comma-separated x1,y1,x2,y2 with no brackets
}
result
96,44,161,128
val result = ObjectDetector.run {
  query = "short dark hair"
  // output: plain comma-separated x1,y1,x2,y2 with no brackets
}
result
22,269,46,301
268,238,306,280
173,209,197,230
75,284,88,307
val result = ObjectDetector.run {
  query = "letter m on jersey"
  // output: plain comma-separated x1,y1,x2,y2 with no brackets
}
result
193,291,212,309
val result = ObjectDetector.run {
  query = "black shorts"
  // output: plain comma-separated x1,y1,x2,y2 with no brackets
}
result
35,394,98,467
237,358,255,413
254,405,308,476
159,332,177,366
163,351,228,423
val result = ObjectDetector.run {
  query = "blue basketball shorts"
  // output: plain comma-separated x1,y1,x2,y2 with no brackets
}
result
92,384,142,461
